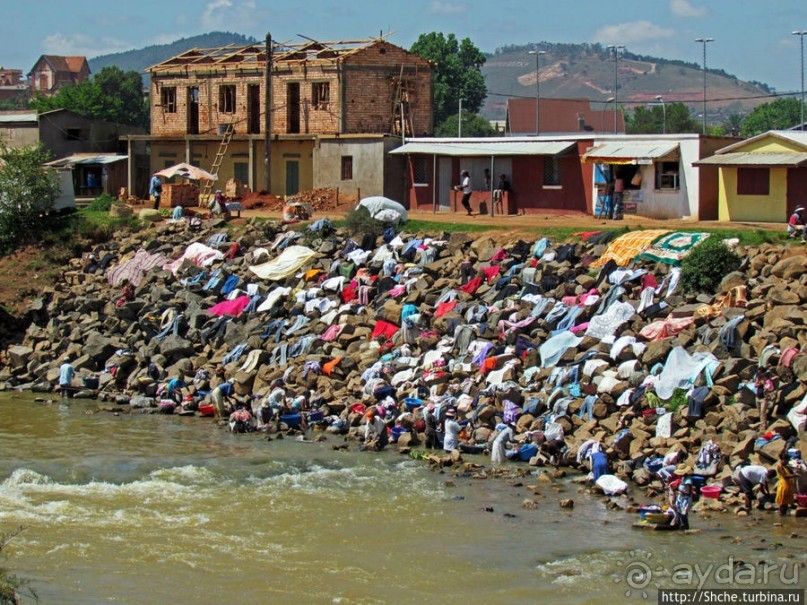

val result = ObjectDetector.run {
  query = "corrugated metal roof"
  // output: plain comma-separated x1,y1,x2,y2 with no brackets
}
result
0,112,37,123
389,140,576,157
45,154,128,167
582,142,679,162
695,152,807,167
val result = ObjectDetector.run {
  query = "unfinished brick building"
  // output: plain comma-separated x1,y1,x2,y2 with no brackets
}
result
124,36,433,201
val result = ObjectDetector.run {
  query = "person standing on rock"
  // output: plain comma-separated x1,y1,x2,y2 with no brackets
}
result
754,368,775,431
424,404,441,449
774,451,797,516
454,170,473,216
58,356,75,398
443,408,463,453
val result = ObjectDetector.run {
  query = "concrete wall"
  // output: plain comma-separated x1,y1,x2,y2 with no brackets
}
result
314,137,389,199
39,111,137,159
0,123,38,149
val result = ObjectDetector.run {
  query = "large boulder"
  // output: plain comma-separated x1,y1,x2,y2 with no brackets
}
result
771,254,807,280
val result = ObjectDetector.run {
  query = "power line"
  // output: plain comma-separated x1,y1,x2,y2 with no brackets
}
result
484,88,803,105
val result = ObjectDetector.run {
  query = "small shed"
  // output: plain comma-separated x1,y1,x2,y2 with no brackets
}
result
695,130,807,222
46,153,128,199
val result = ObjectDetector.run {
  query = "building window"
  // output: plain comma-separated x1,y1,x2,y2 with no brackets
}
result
655,161,680,190
160,87,177,113
234,162,249,183
543,156,561,186
312,82,330,110
65,128,83,141
341,156,353,180
737,167,770,196
412,156,429,185
219,84,236,114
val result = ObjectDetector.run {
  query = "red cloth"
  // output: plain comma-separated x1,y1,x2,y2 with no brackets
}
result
208,295,251,317
490,247,507,262
481,266,501,282
459,277,482,295
434,300,457,318
480,356,499,375
224,242,239,260
341,284,357,303
372,320,398,340
642,273,658,290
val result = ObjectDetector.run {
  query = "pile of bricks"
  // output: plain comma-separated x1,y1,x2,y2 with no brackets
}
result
225,178,250,199
287,188,341,211
162,183,199,208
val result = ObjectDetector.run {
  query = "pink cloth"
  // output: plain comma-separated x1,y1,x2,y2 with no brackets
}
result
208,295,251,317
388,285,407,298
321,324,342,342
481,266,501,282
640,316,695,341
491,247,507,262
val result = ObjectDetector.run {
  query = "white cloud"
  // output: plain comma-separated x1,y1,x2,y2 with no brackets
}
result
670,0,707,18
428,1,467,15
41,33,131,58
594,21,676,46
201,0,259,30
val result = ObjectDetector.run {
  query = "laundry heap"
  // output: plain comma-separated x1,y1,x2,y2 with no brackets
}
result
2,218,807,514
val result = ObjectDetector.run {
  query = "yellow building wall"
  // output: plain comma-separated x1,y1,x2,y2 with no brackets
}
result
718,166,788,222
148,139,314,198
736,137,806,154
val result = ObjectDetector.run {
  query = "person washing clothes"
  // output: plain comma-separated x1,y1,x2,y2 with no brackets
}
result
787,206,806,240
490,423,515,464
58,356,75,398
363,409,388,451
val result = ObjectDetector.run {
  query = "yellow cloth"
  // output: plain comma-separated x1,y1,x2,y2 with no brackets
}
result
590,230,671,268
775,462,796,506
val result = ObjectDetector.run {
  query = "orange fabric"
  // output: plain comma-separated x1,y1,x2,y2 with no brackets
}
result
305,269,323,281
481,356,499,375
322,357,342,376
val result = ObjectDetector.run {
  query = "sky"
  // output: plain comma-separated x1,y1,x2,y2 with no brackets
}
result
2,0,806,93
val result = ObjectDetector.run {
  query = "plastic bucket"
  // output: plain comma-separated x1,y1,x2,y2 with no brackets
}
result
518,444,538,461
701,485,722,499
796,493,807,508
82,376,100,390
390,427,408,442
198,404,215,417
280,414,302,428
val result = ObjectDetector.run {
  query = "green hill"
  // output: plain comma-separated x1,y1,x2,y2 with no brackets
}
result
481,42,772,122
88,31,257,76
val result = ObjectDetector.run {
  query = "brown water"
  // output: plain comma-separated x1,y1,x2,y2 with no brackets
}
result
0,392,804,604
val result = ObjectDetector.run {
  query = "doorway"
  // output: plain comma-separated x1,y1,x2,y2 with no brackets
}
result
187,87,199,135
247,84,261,134
285,160,300,196
287,83,300,134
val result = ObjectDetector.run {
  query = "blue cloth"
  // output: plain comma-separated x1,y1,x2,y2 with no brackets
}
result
217,383,235,397
172,206,183,220
149,175,162,197
591,451,608,481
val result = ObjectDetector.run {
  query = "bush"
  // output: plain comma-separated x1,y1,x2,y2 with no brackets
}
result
679,235,740,293
85,193,115,212
344,205,382,238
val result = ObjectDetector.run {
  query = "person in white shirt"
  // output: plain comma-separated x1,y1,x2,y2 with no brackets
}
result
363,410,388,451
491,423,515,464
443,408,462,452
732,464,775,510
454,170,473,216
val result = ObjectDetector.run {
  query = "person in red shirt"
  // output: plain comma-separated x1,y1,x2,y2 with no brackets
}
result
787,206,806,239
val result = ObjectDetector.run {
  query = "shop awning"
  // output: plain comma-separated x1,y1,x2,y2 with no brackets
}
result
46,154,128,168
582,142,679,165
694,152,807,167
390,140,576,157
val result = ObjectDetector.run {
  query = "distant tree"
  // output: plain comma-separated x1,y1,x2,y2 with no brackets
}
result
410,32,487,130
31,66,148,129
741,97,802,137
0,144,60,255
625,102,699,134
722,113,744,136
436,112,496,137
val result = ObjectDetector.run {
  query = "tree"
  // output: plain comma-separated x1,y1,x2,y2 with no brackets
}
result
0,145,61,255
435,112,496,137
741,97,803,137
722,113,744,136
30,66,148,129
410,32,487,130
625,102,699,134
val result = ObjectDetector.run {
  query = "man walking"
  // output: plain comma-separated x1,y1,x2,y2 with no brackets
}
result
454,170,473,216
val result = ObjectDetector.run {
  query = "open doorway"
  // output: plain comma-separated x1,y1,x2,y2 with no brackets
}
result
187,87,199,135
287,83,300,134
247,84,261,134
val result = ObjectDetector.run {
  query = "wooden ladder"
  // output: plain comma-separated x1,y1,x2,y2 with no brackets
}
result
200,123,235,204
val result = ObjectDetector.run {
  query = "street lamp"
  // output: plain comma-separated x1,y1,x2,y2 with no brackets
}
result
793,31,807,131
606,44,625,134
602,97,615,133
458,97,464,138
528,49,546,135
694,37,714,135
655,95,666,134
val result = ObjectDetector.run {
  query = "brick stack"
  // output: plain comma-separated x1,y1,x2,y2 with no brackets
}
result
162,183,199,208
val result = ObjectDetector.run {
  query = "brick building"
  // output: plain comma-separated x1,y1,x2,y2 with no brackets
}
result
0,67,27,102
124,36,433,201
28,55,90,96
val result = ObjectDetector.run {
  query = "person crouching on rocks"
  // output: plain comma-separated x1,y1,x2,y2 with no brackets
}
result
363,409,388,451
211,378,237,418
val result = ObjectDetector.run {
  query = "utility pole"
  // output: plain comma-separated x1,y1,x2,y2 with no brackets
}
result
694,37,714,135
528,50,546,135
458,97,464,138
794,31,807,131
264,33,272,193
606,45,625,134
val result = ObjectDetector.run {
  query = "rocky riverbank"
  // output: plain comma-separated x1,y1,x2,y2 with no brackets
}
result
1,217,806,519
